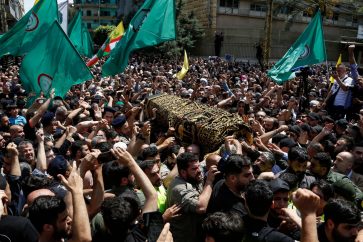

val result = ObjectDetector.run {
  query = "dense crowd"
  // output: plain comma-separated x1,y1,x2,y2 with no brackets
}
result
0,45,362,242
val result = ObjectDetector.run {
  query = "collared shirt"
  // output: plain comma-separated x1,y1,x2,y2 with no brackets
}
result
347,169,353,180
166,176,204,242
332,75,354,108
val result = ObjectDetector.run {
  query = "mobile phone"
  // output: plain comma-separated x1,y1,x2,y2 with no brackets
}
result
97,151,116,164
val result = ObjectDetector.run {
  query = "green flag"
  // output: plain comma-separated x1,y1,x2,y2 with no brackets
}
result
0,0,58,58
68,11,94,57
267,10,326,84
102,0,176,76
19,21,93,98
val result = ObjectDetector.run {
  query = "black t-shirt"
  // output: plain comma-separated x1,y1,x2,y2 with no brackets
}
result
92,211,164,242
0,215,39,242
242,216,295,242
207,179,247,217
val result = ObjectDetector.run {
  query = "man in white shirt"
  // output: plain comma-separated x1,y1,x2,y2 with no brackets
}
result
325,64,354,120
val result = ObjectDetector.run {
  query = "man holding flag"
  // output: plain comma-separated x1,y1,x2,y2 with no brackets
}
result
267,10,326,84
323,45,356,120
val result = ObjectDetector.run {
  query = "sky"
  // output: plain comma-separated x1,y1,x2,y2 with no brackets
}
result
24,0,73,13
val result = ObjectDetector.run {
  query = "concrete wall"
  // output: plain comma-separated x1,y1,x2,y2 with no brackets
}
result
183,0,361,62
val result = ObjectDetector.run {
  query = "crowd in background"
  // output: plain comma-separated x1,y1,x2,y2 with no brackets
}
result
0,45,362,242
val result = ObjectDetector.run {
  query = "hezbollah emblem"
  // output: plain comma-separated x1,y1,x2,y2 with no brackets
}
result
26,12,39,32
298,45,310,60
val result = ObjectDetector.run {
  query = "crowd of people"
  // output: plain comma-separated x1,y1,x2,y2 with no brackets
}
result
0,44,362,242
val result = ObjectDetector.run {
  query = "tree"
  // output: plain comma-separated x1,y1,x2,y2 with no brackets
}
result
93,25,115,46
156,0,204,58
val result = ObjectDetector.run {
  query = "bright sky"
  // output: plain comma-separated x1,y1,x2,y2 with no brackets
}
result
24,0,73,13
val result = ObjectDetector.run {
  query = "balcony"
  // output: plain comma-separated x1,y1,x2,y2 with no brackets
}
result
82,15,116,21
73,3,118,9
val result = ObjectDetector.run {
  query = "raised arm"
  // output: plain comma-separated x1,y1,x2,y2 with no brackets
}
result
58,161,92,242
36,128,47,172
291,188,320,242
111,147,158,214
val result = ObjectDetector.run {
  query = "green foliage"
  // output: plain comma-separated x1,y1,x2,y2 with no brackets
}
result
156,0,204,58
93,25,115,46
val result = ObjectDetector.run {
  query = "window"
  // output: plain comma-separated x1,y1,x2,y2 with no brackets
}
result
278,6,292,15
353,15,358,24
303,11,311,17
220,0,239,8
87,23,91,29
100,11,110,16
331,13,339,21
86,10,92,16
250,3,267,12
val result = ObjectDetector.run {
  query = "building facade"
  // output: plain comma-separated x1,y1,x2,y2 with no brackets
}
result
73,0,119,30
0,0,24,33
183,0,363,62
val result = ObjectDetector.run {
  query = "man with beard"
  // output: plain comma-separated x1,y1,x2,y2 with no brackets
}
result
309,152,362,200
353,141,363,175
139,159,167,213
28,162,91,242
333,136,354,158
318,198,360,242
166,152,219,242
243,180,295,242
277,147,315,189
253,151,276,177
112,115,130,144
208,154,254,217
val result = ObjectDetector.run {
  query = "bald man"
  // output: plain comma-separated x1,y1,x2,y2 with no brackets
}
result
26,189,55,206
333,151,363,191
9,125,25,140
22,189,55,217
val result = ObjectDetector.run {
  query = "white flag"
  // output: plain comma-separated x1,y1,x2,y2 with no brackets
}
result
58,1,68,34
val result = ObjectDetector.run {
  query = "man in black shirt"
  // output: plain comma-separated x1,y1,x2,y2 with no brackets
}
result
317,198,360,242
208,154,254,217
243,180,295,242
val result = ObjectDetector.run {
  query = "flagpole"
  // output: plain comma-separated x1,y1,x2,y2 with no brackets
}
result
320,9,332,94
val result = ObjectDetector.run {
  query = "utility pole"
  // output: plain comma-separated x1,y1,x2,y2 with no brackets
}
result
98,0,100,25
263,0,273,67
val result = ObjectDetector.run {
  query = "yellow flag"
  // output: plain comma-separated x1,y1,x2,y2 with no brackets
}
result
330,54,342,84
176,50,189,80
34,0,40,5
109,21,125,40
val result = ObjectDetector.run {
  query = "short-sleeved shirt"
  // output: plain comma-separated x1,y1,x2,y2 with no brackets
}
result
9,115,26,126
332,75,354,107
166,176,204,242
